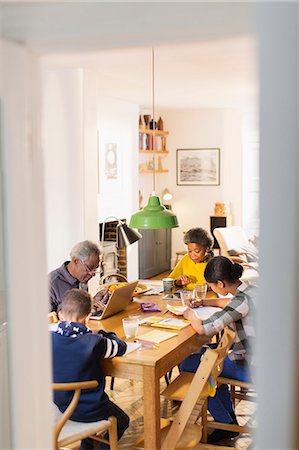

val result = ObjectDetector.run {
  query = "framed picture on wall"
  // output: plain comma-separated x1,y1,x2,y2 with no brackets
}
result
176,148,220,186
98,128,123,194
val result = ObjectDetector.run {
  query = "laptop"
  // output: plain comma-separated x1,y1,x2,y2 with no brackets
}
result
90,280,139,320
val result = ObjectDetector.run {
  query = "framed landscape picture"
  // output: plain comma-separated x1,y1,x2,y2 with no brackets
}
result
176,148,220,186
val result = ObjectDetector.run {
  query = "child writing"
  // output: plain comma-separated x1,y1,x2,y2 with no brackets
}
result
182,256,256,444
51,288,129,450
169,227,214,290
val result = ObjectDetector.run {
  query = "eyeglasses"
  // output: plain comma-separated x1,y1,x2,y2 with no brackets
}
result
80,259,102,275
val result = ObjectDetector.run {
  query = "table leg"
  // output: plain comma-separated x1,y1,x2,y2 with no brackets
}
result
143,365,161,450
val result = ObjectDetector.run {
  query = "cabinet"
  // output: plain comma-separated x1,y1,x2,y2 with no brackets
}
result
139,127,169,174
138,228,172,278
210,215,233,249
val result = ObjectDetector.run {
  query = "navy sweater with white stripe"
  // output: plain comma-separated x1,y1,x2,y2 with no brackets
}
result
52,321,127,422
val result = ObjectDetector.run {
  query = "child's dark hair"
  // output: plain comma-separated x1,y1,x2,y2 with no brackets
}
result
183,227,214,258
204,256,243,284
61,289,92,319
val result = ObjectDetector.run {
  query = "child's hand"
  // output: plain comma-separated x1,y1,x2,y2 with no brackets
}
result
188,298,204,308
184,307,204,334
183,307,196,321
176,275,191,286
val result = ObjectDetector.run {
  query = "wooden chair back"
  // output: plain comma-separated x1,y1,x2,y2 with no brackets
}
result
48,311,59,324
53,380,118,450
99,273,128,285
160,327,236,450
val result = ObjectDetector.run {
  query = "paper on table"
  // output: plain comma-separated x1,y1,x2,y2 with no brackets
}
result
123,342,142,355
48,323,58,331
193,306,222,320
138,329,178,344
142,316,189,330
166,304,187,316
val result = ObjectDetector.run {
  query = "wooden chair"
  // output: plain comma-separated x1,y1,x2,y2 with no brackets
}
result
49,311,59,324
99,273,128,285
157,327,236,450
217,376,256,407
174,249,187,267
53,380,118,450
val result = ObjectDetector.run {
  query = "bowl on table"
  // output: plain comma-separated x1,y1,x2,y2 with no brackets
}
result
99,281,149,296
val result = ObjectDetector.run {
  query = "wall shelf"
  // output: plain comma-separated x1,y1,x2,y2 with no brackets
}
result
139,169,168,174
139,150,169,154
139,128,169,136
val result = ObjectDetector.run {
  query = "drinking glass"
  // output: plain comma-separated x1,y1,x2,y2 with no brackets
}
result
122,317,139,338
193,284,207,302
180,290,193,307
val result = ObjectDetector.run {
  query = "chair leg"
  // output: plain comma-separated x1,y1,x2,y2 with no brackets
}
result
201,399,208,443
110,377,115,390
231,385,236,406
108,416,118,450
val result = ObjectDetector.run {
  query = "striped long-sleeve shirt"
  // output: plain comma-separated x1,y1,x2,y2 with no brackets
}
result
52,321,127,422
202,283,256,365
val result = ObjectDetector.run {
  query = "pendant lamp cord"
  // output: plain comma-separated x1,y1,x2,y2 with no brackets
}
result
152,47,156,193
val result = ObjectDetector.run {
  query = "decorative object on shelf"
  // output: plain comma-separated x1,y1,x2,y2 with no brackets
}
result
214,202,230,217
139,115,143,127
101,216,142,250
162,189,173,202
176,148,220,186
157,116,164,131
150,118,157,130
143,114,151,129
157,155,163,171
130,48,179,230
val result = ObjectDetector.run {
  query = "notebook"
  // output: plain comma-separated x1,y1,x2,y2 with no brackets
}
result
137,329,178,344
90,280,139,320
139,316,189,330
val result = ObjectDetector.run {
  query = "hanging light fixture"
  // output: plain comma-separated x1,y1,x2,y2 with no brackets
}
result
129,48,179,230
162,188,173,202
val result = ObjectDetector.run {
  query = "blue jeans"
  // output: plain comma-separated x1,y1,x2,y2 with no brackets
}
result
79,400,129,450
180,345,251,423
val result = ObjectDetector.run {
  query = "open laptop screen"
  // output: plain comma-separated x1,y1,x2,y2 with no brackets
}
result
90,280,139,320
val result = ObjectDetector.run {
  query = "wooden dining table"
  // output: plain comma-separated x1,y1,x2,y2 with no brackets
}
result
88,291,209,450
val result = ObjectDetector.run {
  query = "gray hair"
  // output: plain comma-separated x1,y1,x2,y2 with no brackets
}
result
70,240,101,260
183,227,213,249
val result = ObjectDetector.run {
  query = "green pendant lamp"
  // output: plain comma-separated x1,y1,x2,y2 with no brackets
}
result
129,48,180,230
129,193,179,229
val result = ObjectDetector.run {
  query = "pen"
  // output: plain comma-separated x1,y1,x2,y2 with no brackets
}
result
134,339,159,348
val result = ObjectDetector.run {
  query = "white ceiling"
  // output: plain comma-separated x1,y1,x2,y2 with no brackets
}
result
43,37,258,110
1,2,258,110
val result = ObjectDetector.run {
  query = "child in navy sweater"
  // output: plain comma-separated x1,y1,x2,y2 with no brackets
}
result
52,288,129,450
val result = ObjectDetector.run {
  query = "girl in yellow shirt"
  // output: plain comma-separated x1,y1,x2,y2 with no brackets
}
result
169,227,214,291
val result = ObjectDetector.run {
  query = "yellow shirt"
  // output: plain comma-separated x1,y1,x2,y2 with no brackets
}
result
169,254,207,291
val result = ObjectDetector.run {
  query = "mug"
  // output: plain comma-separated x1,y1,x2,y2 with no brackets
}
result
163,278,173,293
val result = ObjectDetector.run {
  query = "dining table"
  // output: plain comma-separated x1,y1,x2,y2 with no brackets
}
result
88,285,210,450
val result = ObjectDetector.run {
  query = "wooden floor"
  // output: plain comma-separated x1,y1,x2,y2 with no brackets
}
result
107,367,256,449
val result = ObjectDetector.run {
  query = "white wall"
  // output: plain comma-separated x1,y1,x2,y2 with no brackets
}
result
42,67,99,272
42,68,85,270
139,109,243,265
97,95,139,280
2,39,52,449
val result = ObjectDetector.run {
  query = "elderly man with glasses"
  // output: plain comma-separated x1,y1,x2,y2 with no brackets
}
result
49,240,107,313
